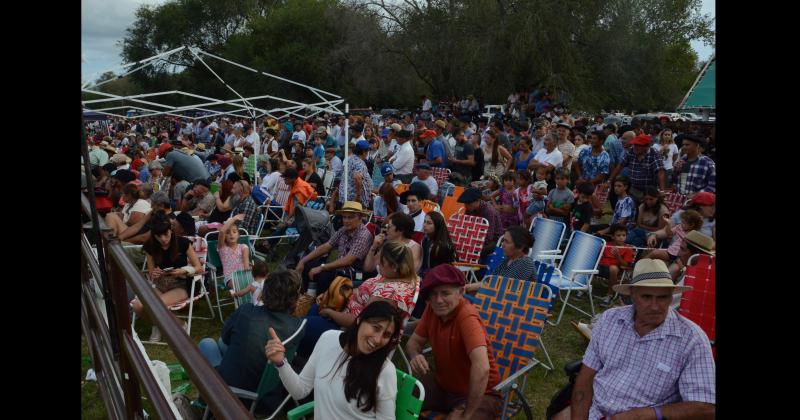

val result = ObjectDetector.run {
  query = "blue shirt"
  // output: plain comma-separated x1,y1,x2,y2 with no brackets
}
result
139,166,151,183
611,196,635,227
425,140,447,167
314,145,325,168
605,138,625,167
577,148,611,181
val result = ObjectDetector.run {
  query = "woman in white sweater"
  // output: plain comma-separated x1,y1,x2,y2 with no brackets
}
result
265,301,402,419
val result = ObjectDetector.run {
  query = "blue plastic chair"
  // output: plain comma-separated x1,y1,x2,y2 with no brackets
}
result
538,231,605,325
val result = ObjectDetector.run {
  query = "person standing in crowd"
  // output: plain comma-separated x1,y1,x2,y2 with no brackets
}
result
390,129,415,183
672,133,716,196
448,128,475,185
608,134,665,204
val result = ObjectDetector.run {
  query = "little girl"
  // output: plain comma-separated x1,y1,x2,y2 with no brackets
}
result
526,167,550,219
481,175,501,204
218,213,251,289
230,259,268,306
515,170,534,228
496,173,520,228
646,209,704,279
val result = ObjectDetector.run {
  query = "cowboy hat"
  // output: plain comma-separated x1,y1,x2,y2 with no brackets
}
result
684,231,715,255
335,201,371,217
612,258,692,295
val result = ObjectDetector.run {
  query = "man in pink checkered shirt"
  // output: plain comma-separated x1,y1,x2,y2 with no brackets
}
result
556,259,715,420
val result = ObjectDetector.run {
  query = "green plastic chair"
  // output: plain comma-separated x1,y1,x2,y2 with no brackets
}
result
202,319,307,420
286,368,425,420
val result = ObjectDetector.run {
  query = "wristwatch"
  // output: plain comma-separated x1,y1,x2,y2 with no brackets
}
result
320,263,327,271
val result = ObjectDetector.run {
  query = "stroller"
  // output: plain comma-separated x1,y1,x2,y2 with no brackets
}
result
281,205,334,269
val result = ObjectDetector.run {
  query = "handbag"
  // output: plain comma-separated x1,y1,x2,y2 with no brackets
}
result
318,276,354,312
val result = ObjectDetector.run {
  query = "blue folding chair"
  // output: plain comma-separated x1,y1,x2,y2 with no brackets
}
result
528,217,566,263
537,230,605,325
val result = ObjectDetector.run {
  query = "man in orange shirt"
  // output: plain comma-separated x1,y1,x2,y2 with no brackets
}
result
281,167,317,217
405,264,502,419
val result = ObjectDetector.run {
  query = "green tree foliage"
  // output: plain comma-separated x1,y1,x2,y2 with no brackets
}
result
117,0,713,111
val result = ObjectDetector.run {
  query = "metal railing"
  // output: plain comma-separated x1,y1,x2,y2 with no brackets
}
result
81,193,253,419
81,110,252,418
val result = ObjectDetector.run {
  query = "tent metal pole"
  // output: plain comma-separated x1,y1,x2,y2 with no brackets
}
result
343,104,349,203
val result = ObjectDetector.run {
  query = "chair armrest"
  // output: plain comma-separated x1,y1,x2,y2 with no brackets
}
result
286,401,315,418
538,249,561,254
228,386,257,401
453,262,488,269
537,253,564,261
570,269,599,275
492,361,539,393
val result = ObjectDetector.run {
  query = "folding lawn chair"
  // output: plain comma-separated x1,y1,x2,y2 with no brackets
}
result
447,212,489,284
231,269,255,307
679,254,716,358
205,228,254,321
202,319,307,420
537,231,606,325
419,275,552,420
430,167,451,191
440,186,465,222
438,181,455,206
528,217,567,264
591,182,611,225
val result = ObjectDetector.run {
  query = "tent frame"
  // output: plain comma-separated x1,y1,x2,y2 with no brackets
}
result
81,45,354,199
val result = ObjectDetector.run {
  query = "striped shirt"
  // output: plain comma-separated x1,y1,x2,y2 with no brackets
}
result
490,256,536,281
583,305,715,419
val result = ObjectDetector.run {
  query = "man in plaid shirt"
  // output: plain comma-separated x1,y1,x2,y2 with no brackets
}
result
609,134,665,203
673,134,715,196
559,259,715,420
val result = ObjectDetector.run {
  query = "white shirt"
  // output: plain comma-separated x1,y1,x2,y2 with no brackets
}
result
652,143,680,170
122,199,152,224
291,130,307,145
245,132,260,155
405,209,426,232
532,147,563,168
390,141,415,175
261,171,282,198
276,330,397,420
422,98,432,111
411,176,438,198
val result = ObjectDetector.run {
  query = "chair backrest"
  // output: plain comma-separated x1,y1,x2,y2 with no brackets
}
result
274,178,291,206
484,238,505,275
410,231,425,244
430,167,451,190
204,228,253,269
679,254,715,342
254,319,307,401
533,261,557,307
365,222,378,236
420,200,440,214
185,236,208,270
394,183,410,195
593,182,610,206
447,212,489,264
231,269,254,306
529,217,566,262
663,191,688,214
440,186,465,221
395,368,425,420
473,275,553,381
558,231,606,286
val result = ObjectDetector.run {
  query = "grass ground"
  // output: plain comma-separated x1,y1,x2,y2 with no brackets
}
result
82,207,615,419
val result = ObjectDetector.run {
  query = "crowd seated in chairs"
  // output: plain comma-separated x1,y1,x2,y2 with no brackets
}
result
85,111,715,419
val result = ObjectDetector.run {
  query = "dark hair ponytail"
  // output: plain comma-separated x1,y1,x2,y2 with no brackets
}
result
332,301,403,412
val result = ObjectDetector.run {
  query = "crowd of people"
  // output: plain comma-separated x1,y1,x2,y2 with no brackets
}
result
82,95,716,418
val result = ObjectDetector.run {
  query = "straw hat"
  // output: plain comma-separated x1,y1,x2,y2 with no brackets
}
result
612,258,692,296
684,231,715,255
335,201,371,217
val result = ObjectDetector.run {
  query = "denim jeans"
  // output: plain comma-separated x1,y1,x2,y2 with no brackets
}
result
198,337,228,368
296,304,339,359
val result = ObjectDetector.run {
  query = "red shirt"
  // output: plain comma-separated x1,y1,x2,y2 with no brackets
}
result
599,243,634,267
414,298,501,396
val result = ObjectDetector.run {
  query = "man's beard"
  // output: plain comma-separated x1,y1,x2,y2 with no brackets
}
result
230,194,242,208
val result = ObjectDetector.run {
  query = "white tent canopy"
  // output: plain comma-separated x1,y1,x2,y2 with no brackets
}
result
81,45,345,122
82,45,353,199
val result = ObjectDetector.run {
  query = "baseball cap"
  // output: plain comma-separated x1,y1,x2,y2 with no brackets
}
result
380,163,395,176
355,140,370,151
419,129,438,139
157,143,173,157
630,134,652,146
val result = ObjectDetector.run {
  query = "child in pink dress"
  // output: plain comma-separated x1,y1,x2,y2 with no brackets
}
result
218,214,251,290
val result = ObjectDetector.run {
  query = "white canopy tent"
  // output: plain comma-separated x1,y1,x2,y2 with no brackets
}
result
82,45,353,197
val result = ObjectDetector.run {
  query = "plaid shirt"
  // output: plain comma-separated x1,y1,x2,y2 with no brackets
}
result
621,148,664,190
583,306,715,419
673,155,716,195
338,155,372,205
328,224,373,263
232,195,260,235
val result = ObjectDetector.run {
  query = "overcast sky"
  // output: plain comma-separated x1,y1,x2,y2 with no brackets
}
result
81,0,716,84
